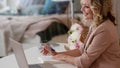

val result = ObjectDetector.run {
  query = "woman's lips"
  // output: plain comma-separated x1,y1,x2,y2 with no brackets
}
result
84,13,88,16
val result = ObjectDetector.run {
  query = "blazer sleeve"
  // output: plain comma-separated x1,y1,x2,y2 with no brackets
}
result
74,28,111,68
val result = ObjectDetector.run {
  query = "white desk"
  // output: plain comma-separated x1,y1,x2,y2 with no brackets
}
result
0,43,77,68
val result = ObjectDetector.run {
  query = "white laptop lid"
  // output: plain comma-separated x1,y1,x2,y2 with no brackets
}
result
10,38,29,68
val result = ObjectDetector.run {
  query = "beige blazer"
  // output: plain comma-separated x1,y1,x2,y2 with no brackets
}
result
74,20,120,68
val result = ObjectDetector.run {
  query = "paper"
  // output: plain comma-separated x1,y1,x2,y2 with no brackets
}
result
38,56,64,63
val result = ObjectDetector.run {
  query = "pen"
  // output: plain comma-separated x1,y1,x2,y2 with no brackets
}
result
50,48,55,51
46,43,55,52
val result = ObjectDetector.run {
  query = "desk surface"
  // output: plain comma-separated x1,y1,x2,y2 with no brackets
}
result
0,43,77,68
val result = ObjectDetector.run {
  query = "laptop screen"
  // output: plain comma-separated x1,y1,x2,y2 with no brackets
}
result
10,39,41,68
10,39,30,68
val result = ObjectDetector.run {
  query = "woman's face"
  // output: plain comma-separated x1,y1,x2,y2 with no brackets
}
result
81,0,93,20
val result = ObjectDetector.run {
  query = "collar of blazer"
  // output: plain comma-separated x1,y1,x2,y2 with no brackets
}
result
83,20,110,51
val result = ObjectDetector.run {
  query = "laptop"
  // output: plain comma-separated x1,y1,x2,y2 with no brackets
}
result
10,39,41,68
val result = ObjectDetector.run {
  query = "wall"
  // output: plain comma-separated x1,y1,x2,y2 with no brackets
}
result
112,0,120,38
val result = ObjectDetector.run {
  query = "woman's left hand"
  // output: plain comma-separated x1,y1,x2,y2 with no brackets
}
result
53,54,75,64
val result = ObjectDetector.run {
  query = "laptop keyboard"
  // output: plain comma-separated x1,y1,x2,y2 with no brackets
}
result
29,64,41,68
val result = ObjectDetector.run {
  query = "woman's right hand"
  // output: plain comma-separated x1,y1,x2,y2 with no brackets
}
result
41,44,57,56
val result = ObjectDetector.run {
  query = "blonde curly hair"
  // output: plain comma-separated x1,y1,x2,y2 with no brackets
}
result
81,0,116,27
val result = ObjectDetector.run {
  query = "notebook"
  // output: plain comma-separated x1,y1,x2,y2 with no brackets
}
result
10,38,42,68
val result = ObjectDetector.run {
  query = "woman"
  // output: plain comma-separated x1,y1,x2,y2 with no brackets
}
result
41,0,120,68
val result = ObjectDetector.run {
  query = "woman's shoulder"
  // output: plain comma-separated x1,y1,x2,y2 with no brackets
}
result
93,20,116,34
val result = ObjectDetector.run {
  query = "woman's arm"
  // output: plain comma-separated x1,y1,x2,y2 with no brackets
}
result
53,49,82,65
57,49,81,57
41,45,81,57
53,54,76,65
